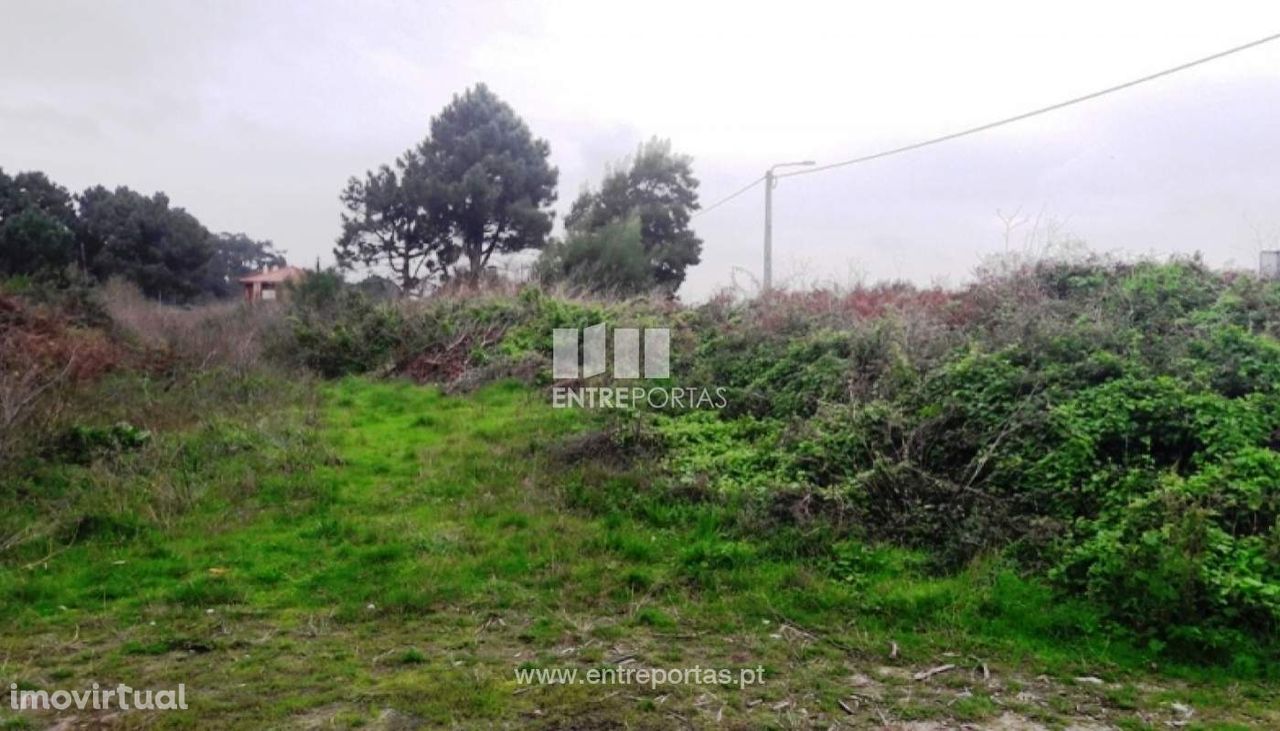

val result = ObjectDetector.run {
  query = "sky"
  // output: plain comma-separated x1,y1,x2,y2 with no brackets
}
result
3,0,1280,299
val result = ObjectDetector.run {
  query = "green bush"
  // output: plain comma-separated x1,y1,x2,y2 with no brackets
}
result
287,290,404,377
54,422,151,463
274,257,1280,656
281,283,666,384
646,258,1280,655
537,216,657,295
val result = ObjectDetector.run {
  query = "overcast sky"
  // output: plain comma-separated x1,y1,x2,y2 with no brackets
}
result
3,1,1280,299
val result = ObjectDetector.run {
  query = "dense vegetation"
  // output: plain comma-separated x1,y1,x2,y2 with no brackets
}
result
276,256,1280,668
0,169,282,302
4,255,1280,727
669,259,1280,663
546,138,704,295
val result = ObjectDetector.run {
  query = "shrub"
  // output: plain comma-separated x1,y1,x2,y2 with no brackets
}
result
645,258,1280,653
0,289,124,468
279,282,671,386
537,217,657,296
287,290,403,377
54,422,151,463
269,256,1280,655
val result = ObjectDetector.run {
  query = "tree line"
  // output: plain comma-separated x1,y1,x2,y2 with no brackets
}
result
3,83,704,302
0,169,283,302
336,83,704,296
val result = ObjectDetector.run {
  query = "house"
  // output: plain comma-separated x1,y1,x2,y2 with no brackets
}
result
238,265,307,302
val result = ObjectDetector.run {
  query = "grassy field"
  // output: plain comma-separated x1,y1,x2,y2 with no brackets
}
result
3,378,1278,729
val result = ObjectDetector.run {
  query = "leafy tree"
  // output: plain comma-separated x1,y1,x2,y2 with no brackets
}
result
334,154,450,294
565,138,702,293
421,84,558,284
2,169,280,301
203,232,286,298
77,186,215,302
538,216,655,295
286,267,345,313
335,85,556,291
0,169,79,277
354,274,402,301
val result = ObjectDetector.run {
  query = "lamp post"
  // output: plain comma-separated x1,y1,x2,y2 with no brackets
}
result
763,160,815,293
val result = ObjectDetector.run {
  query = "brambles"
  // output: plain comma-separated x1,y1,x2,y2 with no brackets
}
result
5,258,1280,728
658,257,1280,656
101,278,286,374
292,256,1280,658
277,283,671,384
0,282,320,563
7,254,1279,672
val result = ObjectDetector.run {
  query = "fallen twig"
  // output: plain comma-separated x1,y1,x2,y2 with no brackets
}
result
913,664,956,681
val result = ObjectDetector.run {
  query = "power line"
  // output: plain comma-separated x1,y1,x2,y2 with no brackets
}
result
693,175,764,218
777,30,1280,180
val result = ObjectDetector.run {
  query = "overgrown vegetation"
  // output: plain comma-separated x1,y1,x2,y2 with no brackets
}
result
6,377,1277,728
683,259,1280,664
4,254,1280,727
0,278,302,560
275,255,1280,668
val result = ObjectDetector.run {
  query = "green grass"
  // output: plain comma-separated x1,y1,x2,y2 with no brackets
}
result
1,378,1277,728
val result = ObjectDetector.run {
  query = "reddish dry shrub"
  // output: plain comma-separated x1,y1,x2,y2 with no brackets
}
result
0,294,124,382
742,283,958,334
0,293,129,463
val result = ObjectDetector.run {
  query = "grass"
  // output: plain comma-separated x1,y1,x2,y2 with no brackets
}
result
1,377,1278,728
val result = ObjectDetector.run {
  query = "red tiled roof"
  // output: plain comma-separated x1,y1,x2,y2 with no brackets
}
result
238,266,308,284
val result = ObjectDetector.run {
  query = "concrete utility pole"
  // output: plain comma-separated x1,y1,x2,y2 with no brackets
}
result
763,168,773,293
1262,250,1280,280
762,160,815,293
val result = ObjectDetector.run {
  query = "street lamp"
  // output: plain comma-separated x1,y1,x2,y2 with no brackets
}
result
763,160,815,293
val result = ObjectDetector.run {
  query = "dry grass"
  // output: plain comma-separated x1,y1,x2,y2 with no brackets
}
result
101,278,286,374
